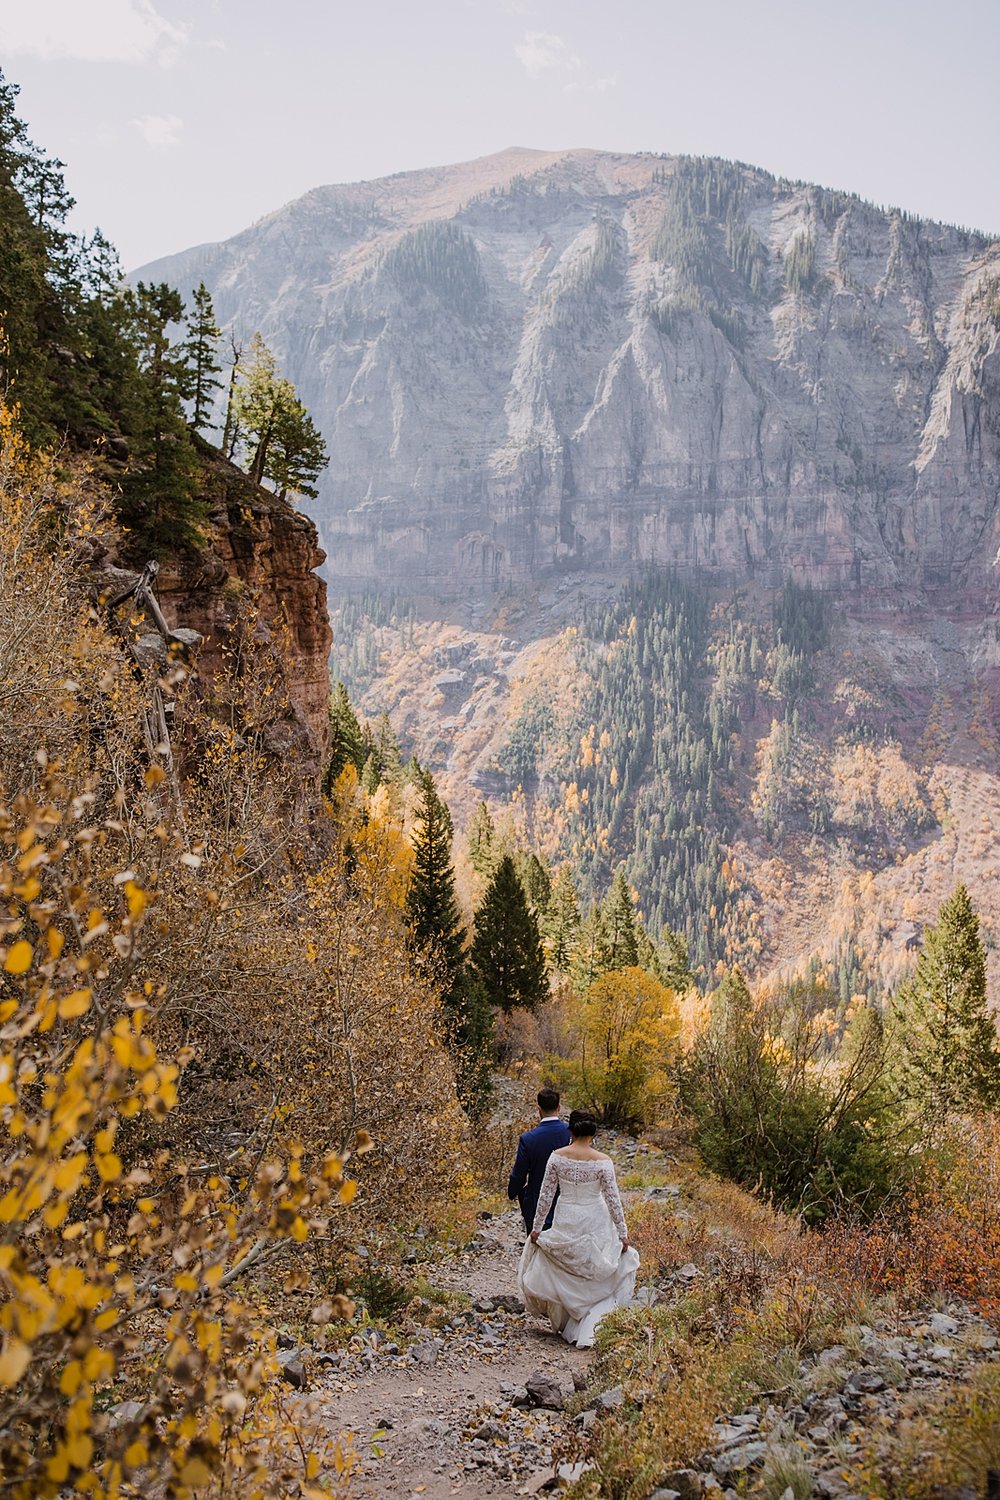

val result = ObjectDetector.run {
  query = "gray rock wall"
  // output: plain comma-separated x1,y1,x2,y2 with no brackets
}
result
136,147,1000,600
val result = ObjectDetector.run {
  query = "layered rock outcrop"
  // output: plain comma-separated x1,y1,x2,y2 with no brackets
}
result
150,454,331,780
137,148,1000,601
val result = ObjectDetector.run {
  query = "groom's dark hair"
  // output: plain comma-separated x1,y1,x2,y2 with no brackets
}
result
537,1087,560,1113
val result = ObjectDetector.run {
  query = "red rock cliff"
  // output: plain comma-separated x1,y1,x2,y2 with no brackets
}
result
152,455,331,784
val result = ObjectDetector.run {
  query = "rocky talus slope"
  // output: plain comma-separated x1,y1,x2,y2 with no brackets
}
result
139,148,1000,600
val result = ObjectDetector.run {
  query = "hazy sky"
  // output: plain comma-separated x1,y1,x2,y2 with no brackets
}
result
2,0,997,270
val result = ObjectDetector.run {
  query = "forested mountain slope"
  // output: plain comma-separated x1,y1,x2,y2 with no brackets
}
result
139,148,1000,598
334,575,1000,995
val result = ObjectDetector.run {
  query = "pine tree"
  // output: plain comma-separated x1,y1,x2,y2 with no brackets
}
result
467,801,496,876
266,393,327,501
406,769,466,999
447,973,496,1121
635,923,664,981
544,865,581,971
515,851,551,915
322,683,365,795
182,281,222,432
659,928,694,992
572,905,613,993
891,885,1000,1125
220,334,243,459
603,869,639,970
470,855,548,1014
118,281,203,550
234,332,328,500
360,755,381,795
357,713,403,793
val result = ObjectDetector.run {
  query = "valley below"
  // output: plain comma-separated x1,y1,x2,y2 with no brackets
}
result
335,578,1000,995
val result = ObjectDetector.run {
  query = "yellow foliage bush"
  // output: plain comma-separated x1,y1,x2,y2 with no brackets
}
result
0,774,356,1498
0,399,471,1489
548,966,681,1129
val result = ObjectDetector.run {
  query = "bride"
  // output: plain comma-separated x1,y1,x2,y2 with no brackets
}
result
517,1110,640,1348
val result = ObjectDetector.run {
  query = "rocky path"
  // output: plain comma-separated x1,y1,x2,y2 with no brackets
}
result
304,1210,592,1498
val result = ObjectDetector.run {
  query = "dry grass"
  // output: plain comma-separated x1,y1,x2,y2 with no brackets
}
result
571,1137,1000,1500
847,1363,1000,1498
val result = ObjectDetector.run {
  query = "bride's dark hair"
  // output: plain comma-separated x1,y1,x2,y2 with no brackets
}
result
568,1110,598,1138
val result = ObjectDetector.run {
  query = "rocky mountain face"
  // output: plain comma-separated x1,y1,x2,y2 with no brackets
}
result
117,453,332,783
139,147,1000,601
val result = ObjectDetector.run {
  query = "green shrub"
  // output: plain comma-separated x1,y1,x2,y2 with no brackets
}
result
679,971,909,1223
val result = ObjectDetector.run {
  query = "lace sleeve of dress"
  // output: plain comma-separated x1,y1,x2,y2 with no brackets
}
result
599,1161,628,1237
531,1157,559,1233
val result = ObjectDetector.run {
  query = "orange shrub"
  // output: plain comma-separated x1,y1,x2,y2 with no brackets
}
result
815,1118,1000,1323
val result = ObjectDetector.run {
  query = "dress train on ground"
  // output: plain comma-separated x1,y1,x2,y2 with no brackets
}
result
516,1156,640,1348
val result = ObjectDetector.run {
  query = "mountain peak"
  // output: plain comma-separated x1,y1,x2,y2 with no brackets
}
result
135,148,1000,604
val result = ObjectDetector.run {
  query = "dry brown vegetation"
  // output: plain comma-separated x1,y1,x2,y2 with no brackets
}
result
0,409,470,1495
566,1142,1000,1500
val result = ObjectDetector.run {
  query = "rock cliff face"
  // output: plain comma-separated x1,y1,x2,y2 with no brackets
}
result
152,455,331,780
137,148,1000,600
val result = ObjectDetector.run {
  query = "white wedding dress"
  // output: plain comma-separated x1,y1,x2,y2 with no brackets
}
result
517,1153,640,1348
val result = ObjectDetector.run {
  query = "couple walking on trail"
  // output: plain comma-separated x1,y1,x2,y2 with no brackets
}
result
507,1088,640,1349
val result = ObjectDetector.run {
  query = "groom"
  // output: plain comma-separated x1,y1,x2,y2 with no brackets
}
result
507,1087,571,1234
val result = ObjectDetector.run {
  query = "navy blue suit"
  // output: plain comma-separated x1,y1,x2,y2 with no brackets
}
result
507,1117,571,1233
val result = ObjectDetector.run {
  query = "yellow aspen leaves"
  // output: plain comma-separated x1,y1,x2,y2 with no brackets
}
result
53,1153,88,1193
94,1152,122,1183
64,1433,93,1468
45,1449,71,1483
3,940,33,975
58,988,91,1020
82,1347,113,1383
178,1456,214,1487
124,880,147,920
0,1337,31,1386
15,843,46,874
195,1320,222,1359
338,1180,358,1205
42,1198,69,1229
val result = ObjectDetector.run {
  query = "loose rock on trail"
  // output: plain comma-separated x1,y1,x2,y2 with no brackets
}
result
303,1209,591,1498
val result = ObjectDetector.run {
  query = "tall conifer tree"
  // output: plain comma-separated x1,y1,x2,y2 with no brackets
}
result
515,851,551,916
183,281,222,432
544,865,581,971
118,281,203,548
572,905,613,994
470,855,548,1014
891,884,1000,1124
406,769,466,999
604,868,640,970
467,801,496,876
322,683,365,795
234,332,328,499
